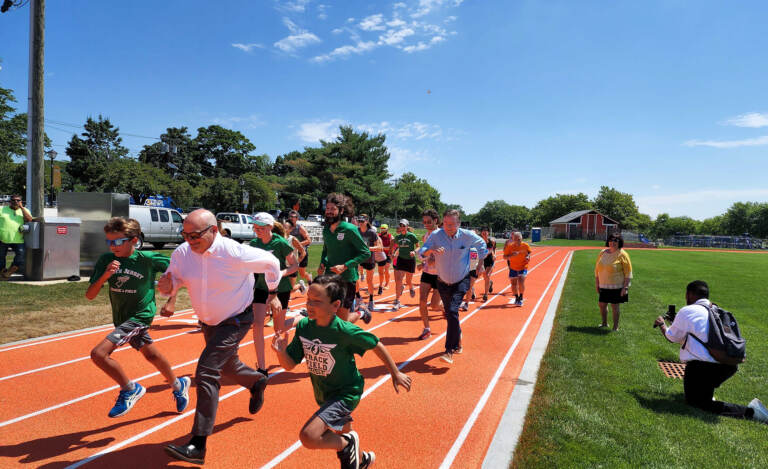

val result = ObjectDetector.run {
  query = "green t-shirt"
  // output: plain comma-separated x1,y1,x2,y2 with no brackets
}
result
0,206,24,244
395,232,420,259
286,315,379,410
249,234,294,293
90,251,170,326
321,221,371,283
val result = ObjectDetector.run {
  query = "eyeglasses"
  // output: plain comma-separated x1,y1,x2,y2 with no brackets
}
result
10,199,21,202
181,225,214,241
106,237,133,247
608,238,619,242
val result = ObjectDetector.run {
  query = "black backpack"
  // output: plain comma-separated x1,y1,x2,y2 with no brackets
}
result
686,303,746,365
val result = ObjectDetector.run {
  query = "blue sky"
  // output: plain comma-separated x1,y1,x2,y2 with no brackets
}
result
2,0,768,219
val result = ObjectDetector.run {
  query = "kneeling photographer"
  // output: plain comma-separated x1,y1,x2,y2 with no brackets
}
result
654,280,768,423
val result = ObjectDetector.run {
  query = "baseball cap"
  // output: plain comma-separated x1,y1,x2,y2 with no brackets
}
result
252,212,275,226
399,219,409,226
380,224,389,230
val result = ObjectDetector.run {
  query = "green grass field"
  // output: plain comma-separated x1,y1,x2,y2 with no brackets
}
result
533,239,607,247
512,249,768,468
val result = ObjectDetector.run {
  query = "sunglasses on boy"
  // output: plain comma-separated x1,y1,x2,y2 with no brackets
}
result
106,237,134,247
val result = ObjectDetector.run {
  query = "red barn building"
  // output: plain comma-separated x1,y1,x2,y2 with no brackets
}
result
549,209,619,240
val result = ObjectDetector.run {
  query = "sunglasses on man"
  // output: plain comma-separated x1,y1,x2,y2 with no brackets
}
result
181,225,214,241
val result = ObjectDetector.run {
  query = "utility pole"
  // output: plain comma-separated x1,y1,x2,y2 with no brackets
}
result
25,0,45,217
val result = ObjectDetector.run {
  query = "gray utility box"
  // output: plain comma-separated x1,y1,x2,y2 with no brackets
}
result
58,192,130,274
24,217,82,280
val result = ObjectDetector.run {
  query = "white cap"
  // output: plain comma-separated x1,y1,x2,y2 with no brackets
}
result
252,212,275,226
399,219,409,226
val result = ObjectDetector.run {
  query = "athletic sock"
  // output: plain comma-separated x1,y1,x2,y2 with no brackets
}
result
190,434,207,449
519,294,523,301
172,378,182,392
122,381,136,392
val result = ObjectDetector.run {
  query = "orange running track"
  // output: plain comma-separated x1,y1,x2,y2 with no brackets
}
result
0,246,573,468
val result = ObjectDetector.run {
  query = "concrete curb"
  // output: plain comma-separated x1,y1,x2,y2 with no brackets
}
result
482,252,572,469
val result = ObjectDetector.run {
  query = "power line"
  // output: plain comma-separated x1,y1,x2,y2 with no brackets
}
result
44,118,161,140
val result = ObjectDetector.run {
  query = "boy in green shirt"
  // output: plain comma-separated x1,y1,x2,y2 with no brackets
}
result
272,274,412,469
392,220,420,310
86,217,190,418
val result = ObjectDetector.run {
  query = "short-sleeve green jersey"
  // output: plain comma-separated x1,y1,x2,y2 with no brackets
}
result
320,221,371,282
90,251,169,326
395,232,420,259
249,234,294,292
286,316,379,410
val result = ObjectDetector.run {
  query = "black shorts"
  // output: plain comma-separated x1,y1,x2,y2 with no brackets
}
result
253,289,291,309
341,281,357,310
394,257,416,273
469,269,478,279
299,254,309,268
377,256,389,267
288,272,298,278
483,255,494,269
361,261,375,271
598,288,628,304
420,272,438,289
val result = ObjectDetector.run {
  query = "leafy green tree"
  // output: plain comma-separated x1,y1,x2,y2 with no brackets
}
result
530,193,592,226
139,126,202,182
101,159,172,205
593,186,640,228
473,200,530,232
722,202,758,236
651,213,700,239
698,215,724,235
0,87,28,163
195,125,257,178
242,172,277,212
625,213,653,233
65,115,129,190
388,172,443,220
199,177,243,214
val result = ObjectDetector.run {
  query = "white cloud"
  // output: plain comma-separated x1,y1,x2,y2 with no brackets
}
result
297,119,345,142
411,0,464,18
394,2,407,8
379,27,416,45
360,14,386,31
387,18,407,28
212,114,267,129
231,43,264,53
722,112,768,128
276,0,311,13
274,18,321,53
317,3,329,20
331,28,344,34
312,41,378,62
403,41,430,53
396,122,442,140
684,135,768,148
388,146,429,174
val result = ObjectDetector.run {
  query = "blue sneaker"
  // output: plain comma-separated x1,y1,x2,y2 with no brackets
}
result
173,376,191,413
108,383,145,418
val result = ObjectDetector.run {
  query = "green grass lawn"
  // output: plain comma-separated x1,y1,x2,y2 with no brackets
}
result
513,249,768,468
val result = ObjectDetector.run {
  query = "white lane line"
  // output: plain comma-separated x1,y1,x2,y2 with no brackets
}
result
261,249,562,469
58,254,550,468
439,252,570,469
0,309,196,352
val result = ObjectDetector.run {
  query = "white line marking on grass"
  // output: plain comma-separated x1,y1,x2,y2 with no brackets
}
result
261,250,561,469
439,252,570,469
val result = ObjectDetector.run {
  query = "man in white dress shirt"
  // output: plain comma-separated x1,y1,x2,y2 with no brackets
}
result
159,210,282,465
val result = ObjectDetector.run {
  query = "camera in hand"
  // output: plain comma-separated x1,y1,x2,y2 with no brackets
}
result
654,305,676,328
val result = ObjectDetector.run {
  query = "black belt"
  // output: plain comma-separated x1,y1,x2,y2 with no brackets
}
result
437,274,470,288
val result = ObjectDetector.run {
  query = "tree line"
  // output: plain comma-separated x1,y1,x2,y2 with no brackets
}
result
2,86,767,238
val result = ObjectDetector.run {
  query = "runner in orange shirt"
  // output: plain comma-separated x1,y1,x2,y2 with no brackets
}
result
503,231,532,306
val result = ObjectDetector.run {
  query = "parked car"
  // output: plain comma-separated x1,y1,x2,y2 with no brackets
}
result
216,212,254,241
129,205,184,249
306,214,324,223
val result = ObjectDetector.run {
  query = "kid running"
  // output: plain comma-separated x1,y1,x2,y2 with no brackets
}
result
503,231,532,306
272,274,412,469
393,219,419,310
86,217,190,418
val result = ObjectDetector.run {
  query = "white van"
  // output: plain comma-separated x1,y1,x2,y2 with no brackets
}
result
129,205,184,249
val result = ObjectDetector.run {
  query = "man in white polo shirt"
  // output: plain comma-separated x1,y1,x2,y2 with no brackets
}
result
159,209,282,465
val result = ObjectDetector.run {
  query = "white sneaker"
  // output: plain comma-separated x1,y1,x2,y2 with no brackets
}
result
749,398,768,424
393,300,401,310
298,280,307,294
459,301,468,311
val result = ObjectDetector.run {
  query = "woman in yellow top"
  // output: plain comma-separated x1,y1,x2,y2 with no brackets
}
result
594,234,632,331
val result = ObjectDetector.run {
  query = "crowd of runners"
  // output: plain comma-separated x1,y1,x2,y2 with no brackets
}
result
85,192,533,467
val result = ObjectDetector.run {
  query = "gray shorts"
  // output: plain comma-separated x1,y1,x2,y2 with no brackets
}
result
314,399,354,431
106,320,153,350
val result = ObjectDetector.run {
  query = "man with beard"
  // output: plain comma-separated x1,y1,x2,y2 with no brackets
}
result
317,193,372,324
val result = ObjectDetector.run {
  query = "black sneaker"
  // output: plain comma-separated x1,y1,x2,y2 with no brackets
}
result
165,443,206,465
489,281,494,293
360,450,376,468
361,308,372,325
377,286,383,295
337,431,360,469
256,367,269,379
249,373,268,414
